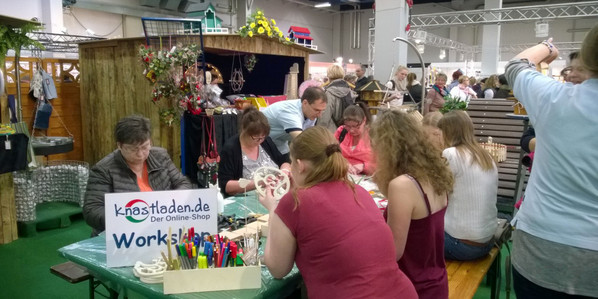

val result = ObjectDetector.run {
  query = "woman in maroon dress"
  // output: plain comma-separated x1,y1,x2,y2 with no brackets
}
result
371,110,454,299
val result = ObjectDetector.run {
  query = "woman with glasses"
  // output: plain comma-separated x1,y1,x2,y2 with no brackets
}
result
83,115,192,237
219,106,291,197
334,102,374,175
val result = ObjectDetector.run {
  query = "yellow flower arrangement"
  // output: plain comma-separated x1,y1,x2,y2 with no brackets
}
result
238,9,292,45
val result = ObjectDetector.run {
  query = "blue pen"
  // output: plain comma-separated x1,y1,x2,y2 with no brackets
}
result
175,244,183,269
206,243,213,267
222,247,230,268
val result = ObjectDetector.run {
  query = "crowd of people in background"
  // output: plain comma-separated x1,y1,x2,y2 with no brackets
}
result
82,23,598,299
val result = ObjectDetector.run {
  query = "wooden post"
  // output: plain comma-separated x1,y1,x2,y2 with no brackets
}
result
0,172,18,244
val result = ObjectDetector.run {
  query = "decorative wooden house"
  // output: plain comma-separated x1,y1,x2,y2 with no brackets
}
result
288,26,316,50
355,80,387,114
187,3,229,34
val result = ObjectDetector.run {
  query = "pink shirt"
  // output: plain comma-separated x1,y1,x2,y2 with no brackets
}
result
275,181,417,299
334,126,375,175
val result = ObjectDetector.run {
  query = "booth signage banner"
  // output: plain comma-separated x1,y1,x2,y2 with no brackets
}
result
105,189,218,267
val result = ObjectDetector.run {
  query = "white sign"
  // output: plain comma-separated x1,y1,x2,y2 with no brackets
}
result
105,189,218,267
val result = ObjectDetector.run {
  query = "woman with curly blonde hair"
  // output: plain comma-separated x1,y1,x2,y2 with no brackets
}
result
370,110,454,299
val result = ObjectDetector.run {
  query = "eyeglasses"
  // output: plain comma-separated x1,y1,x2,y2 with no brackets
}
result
251,136,266,142
121,142,151,153
310,104,326,114
344,121,363,130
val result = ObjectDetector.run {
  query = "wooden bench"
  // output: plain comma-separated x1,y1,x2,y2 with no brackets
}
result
51,261,120,299
467,99,530,214
447,247,500,299
446,219,513,299
50,261,95,298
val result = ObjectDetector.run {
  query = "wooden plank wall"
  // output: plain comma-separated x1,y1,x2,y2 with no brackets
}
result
79,39,180,167
0,57,82,243
0,173,17,244
3,57,83,161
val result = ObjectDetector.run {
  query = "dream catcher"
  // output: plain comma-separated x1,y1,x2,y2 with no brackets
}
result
253,166,291,200
229,53,245,93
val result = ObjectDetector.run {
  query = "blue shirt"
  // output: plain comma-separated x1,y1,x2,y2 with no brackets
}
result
262,99,315,154
507,64,598,251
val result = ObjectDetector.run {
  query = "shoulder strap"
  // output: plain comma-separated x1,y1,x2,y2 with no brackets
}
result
338,127,348,143
404,174,432,215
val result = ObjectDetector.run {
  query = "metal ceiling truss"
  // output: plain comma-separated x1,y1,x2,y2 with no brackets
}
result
407,30,475,53
481,41,584,54
406,30,582,55
411,1,598,28
26,32,104,53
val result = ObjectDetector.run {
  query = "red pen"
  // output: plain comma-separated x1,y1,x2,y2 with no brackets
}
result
230,243,237,267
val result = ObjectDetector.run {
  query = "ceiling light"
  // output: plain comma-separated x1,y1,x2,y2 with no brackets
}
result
86,28,96,36
417,44,425,54
315,2,331,8
439,49,446,60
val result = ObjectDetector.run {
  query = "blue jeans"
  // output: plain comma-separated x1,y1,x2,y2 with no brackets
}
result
444,232,494,261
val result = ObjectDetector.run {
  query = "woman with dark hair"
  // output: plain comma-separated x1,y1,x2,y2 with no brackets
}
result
83,115,192,236
438,111,498,261
334,102,374,175
406,72,423,103
218,106,290,197
370,110,454,299
258,126,417,298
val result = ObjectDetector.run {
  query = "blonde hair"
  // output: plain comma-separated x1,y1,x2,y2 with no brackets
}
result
422,111,444,150
327,64,345,81
370,110,454,197
580,23,598,77
438,110,496,171
484,75,499,90
422,111,442,127
458,75,470,84
289,126,354,206
435,73,448,81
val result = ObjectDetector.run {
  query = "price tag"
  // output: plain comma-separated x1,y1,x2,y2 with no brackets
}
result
5,139,11,150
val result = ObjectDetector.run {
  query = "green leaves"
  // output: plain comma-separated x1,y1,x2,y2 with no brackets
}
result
440,94,468,114
0,23,45,63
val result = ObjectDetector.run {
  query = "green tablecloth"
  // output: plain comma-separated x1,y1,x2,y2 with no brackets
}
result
58,191,301,298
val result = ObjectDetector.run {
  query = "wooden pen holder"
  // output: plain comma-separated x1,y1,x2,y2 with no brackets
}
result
163,265,262,294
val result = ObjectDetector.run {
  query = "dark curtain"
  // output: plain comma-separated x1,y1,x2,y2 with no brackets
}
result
183,113,238,182
203,52,305,97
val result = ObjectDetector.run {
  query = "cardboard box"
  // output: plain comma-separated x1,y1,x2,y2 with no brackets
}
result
163,266,262,294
